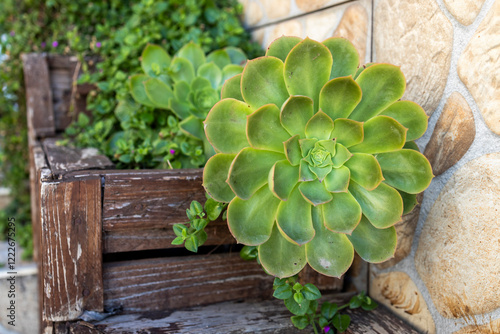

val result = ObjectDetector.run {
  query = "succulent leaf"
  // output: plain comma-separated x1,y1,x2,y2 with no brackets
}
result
380,101,428,141
280,96,314,138
169,57,196,84
376,149,433,194
324,166,350,193
268,160,300,201
177,42,205,71
241,57,289,109
348,181,403,229
329,118,364,147
228,148,285,200
173,80,190,102
205,99,253,154
206,49,232,69
179,116,204,140
276,186,315,245
284,135,302,166
319,76,362,120
247,104,291,153
221,74,243,101
398,189,418,215
222,64,243,83
224,46,247,66
169,99,191,119
141,44,171,77
299,179,333,206
299,160,317,182
305,110,334,140
347,216,397,263
322,37,359,79
332,143,352,168
197,62,222,89
266,36,302,62
284,38,333,112
129,74,155,107
344,153,384,190
349,64,406,121
258,224,307,278
322,191,362,234
227,186,280,245
404,141,420,151
305,206,354,277
143,78,174,109
309,165,333,182
203,153,236,202
349,116,406,154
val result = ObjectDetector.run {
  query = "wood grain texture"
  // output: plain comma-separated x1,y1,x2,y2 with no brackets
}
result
21,53,55,137
102,169,206,230
43,138,114,177
103,253,274,313
40,178,103,321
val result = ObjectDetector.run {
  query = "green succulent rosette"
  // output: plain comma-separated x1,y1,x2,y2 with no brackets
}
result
129,42,247,157
203,37,433,278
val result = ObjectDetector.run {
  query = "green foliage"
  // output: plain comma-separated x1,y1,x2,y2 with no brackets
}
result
203,36,433,278
272,278,377,333
173,194,227,252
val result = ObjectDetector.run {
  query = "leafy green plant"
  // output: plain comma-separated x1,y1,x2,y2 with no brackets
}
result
273,276,377,333
202,36,433,278
129,42,247,161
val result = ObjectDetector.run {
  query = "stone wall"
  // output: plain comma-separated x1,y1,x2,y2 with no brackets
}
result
239,0,500,333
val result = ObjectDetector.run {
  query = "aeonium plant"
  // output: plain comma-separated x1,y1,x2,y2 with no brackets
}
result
203,36,433,278
129,42,247,159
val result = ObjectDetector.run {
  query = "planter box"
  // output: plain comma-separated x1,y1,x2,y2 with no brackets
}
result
22,54,346,333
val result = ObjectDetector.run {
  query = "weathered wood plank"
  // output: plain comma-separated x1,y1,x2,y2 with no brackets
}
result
21,53,55,137
43,138,114,177
87,293,418,333
102,169,205,230
40,178,103,321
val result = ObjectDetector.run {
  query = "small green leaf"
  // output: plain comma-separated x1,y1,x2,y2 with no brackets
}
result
169,57,195,83
284,135,302,166
292,282,303,292
203,153,236,202
190,201,203,214
318,316,329,328
349,64,406,122
361,297,378,311
207,49,231,69
241,56,289,110
380,101,428,141
347,216,397,263
398,189,418,215
294,292,305,304
171,236,184,245
274,277,288,287
173,223,188,237
324,166,350,193
305,111,334,140
321,302,338,319
330,118,364,147
290,315,310,330
319,76,362,120
285,297,311,316
221,74,244,101
305,206,354,277
344,153,384,190
273,284,293,300
376,149,433,194
349,295,362,309
227,186,280,245
258,224,307,278
240,245,258,261
298,180,333,206
184,235,199,252
197,62,222,89
129,74,155,107
204,198,225,220
332,314,351,332
276,186,315,245
266,36,302,62
177,42,205,71
322,37,360,79
268,160,299,201
349,181,403,229
284,38,333,112
321,191,362,234
349,116,406,154
228,148,285,200
141,44,171,77
302,283,321,300
205,99,253,154
196,230,208,247
247,104,291,153
280,95,314,138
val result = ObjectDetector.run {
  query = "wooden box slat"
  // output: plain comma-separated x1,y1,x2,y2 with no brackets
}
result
40,177,104,321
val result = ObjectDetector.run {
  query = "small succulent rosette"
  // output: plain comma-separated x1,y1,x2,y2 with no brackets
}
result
129,42,247,156
203,36,433,278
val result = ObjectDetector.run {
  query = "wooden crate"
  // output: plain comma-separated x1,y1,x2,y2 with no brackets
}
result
22,54,347,333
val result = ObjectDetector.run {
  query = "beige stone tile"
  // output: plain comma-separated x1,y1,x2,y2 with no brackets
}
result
453,319,500,334
443,0,486,26
458,0,500,136
415,153,500,318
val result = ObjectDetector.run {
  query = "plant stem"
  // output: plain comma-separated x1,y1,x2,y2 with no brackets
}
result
310,314,319,334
